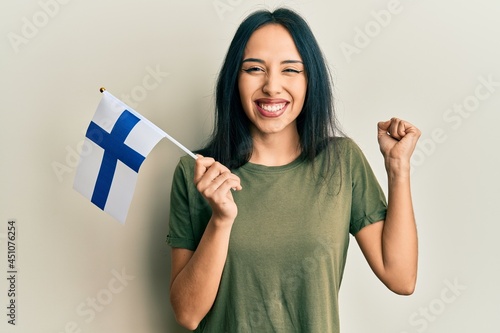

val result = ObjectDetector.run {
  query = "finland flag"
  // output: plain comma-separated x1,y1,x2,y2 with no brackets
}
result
73,90,195,223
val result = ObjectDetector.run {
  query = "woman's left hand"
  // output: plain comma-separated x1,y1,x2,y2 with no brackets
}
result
377,118,421,166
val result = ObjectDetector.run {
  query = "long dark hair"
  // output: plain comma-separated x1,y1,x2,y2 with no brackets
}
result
200,7,344,172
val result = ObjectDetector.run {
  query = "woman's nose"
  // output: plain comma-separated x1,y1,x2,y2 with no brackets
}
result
262,71,283,96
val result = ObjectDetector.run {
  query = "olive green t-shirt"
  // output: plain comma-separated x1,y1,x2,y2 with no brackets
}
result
167,138,387,333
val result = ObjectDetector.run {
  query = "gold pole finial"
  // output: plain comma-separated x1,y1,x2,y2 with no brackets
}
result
99,87,106,93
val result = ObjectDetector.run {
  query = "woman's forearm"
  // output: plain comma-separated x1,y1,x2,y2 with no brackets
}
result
382,159,418,293
170,217,233,330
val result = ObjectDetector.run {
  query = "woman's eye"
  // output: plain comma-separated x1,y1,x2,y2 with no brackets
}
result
242,67,264,73
283,68,303,74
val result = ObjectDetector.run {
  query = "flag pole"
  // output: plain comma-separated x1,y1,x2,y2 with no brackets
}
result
99,87,198,160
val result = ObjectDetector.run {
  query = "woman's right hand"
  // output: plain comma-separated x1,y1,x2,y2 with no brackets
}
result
194,155,242,223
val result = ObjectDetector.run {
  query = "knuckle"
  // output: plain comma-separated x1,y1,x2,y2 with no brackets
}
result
221,170,232,177
214,162,229,172
201,187,213,198
225,177,237,185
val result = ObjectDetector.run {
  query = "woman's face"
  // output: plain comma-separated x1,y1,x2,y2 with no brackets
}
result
238,24,307,139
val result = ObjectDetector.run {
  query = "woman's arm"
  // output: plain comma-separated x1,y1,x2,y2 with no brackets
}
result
355,118,420,295
169,156,242,330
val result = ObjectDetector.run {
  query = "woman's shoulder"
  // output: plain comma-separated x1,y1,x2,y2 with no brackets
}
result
173,154,197,181
318,137,369,170
323,136,360,155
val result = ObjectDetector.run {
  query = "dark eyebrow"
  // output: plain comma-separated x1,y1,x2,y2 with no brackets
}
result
241,58,303,65
281,60,303,64
242,58,265,64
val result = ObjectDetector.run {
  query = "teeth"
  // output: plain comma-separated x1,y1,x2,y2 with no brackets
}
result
259,102,286,112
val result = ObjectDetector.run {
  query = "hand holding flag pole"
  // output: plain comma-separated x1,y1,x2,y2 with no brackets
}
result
73,88,197,223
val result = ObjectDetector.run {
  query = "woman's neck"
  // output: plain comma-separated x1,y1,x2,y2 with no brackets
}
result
249,127,301,166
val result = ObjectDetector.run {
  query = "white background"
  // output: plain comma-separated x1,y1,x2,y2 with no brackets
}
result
1,0,499,332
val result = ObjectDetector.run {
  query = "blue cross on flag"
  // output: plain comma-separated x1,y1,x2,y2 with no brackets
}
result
73,90,192,223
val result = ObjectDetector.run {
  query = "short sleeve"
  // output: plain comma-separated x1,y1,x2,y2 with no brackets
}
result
348,141,387,235
167,158,197,250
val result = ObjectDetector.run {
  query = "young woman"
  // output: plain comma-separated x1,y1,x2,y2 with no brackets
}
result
167,7,420,332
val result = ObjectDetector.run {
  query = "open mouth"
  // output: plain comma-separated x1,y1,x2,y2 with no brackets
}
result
257,102,286,113
255,99,289,117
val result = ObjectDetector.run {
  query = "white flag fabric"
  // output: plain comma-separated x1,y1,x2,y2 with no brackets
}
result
74,91,167,223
